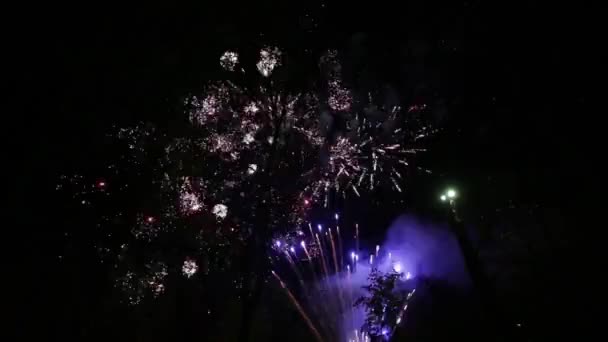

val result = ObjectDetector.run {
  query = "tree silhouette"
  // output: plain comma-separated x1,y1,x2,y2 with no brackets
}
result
355,268,411,340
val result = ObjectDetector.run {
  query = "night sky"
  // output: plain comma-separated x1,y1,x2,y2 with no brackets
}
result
17,1,591,341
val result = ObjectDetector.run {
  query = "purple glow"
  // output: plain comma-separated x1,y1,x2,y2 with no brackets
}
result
317,224,322,232
393,262,402,273
381,215,471,286
275,240,281,248
290,246,295,253
300,240,306,248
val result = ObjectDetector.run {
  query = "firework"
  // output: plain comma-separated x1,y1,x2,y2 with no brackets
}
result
182,259,198,278
272,271,324,342
59,46,432,309
271,220,416,341
220,50,239,71
212,204,228,219
257,47,281,77
116,261,168,306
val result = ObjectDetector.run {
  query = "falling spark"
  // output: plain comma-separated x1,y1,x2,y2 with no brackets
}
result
271,271,324,342
315,233,330,286
391,177,402,192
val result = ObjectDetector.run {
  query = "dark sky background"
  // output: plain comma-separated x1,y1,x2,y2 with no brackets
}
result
16,1,592,340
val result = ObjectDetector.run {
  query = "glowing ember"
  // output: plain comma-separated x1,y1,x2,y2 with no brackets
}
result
256,47,281,77
182,259,198,278
244,102,259,114
242,132,255,145
327,79,352,111
220,50,239,71
212,204,228,219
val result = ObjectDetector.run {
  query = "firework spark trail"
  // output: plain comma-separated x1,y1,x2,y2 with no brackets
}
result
308,223,315,241
355,223,360,264
306,226,341,339
272,271,324,342
346,265,356,337
328,228,340,275
328,227,346,313
284,250,306,289
319,231,342,319
302,247,340,337
289,246,334,339
315,233,331,283
301,242,319,283
337,225,344,272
